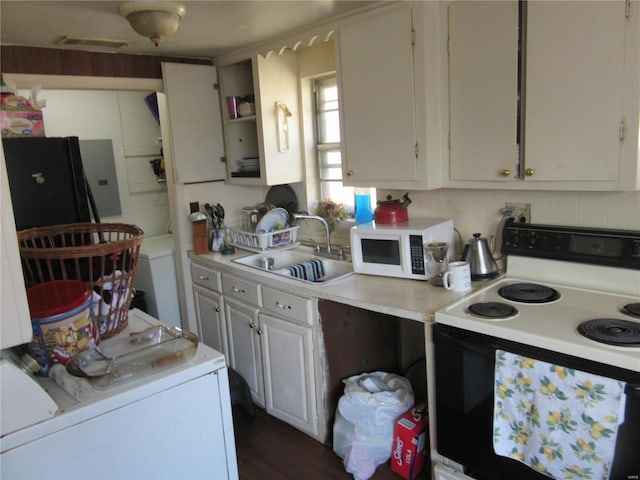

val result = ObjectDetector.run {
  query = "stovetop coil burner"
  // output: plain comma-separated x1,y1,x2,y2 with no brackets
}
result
467,302,518,319
498,283,561,303
577,318,640,347
621,303,640,319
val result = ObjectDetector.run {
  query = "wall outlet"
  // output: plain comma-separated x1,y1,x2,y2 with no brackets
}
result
504,203,531,223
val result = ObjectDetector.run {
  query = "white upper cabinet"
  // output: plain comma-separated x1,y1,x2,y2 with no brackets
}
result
448,1,519,182
524,1,632,184
337,3,436,189
447,0,639,190
161,63,226,183
217,51,303,186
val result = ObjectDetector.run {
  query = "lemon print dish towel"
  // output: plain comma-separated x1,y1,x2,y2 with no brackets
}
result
493,350,626,480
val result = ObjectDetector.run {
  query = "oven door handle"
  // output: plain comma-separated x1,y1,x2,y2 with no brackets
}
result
436,327,501,356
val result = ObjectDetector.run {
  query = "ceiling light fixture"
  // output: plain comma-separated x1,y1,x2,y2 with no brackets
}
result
118,2,186,47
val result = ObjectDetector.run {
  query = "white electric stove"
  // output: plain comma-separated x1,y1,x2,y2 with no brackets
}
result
436,257,640,371
431,222,640,480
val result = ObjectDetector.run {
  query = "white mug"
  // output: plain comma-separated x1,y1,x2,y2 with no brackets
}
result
443,261,472,292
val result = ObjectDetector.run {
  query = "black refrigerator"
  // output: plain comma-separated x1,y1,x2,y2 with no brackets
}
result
2,136,93,230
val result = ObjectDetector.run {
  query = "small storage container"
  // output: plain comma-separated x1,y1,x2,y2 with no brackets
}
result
26,280,98,373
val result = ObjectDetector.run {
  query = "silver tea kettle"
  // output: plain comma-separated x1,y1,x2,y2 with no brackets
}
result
462,233,499,280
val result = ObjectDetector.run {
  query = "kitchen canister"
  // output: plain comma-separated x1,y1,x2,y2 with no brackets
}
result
26,280,99,373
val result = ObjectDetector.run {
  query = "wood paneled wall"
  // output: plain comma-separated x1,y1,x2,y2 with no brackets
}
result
1,46,212,79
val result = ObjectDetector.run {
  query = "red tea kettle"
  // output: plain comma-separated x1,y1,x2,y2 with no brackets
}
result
374,193,412,224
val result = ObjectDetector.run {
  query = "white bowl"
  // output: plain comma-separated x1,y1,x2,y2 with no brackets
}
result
238,102,255,117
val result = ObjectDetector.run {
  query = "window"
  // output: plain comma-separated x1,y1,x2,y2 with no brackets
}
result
315,76,349,204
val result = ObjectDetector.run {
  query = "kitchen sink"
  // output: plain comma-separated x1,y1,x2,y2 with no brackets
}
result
232,246,355,284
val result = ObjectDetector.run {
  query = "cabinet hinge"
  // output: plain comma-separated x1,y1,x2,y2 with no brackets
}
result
415,143,419,158
221,156,227,163
625,0,631,18
619,120,626,143
213,83,219,90
411,28,415,46
448,132,451,150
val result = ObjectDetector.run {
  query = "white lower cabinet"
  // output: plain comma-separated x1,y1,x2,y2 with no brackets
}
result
191,262,321,439
224,296,265,407
193,285,228,363
192,263,228,361
259,311,317,436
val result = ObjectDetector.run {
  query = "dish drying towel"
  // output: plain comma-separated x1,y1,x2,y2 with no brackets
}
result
493,350,626,480
286,259,325,282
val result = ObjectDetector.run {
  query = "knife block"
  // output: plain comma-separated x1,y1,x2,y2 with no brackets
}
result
192,220,209,254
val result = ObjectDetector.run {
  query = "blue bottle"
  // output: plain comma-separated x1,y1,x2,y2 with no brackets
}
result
354,189,374,222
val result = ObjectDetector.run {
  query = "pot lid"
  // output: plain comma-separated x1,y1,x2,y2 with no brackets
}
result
265,184,298,214
27,280,91,320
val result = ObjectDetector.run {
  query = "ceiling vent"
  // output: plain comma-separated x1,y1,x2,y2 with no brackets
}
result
56,36,129,49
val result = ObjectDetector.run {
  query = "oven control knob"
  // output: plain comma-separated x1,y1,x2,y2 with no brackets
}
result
631,242,640,257
508,233,520,246
527,234,538,247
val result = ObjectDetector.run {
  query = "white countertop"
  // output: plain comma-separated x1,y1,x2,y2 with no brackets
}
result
189,248,498,322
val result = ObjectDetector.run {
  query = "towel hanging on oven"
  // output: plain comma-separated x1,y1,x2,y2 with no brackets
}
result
493,350,626,480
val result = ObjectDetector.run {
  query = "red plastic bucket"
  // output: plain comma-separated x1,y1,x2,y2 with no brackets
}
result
26,280,98,373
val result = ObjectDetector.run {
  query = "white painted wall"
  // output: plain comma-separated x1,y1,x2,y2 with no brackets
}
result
19,89,170,237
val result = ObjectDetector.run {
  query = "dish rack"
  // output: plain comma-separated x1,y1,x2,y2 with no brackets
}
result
227,224,299,251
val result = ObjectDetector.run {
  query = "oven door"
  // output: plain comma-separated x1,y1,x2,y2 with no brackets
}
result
432,324,640,480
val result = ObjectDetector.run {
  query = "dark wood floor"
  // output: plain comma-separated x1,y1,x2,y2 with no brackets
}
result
232,406,428,480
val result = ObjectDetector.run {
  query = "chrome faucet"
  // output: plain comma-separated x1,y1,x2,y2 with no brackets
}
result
292,213,345,260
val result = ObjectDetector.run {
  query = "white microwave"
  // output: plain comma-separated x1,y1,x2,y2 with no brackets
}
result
350,217,455,280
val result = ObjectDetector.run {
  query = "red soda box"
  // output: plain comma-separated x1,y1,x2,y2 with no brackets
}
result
390,401,428,479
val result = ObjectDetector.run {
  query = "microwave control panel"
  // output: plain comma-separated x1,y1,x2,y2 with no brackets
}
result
410,235,425,275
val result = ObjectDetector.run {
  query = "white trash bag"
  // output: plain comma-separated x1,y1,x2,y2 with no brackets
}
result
333,371,414,480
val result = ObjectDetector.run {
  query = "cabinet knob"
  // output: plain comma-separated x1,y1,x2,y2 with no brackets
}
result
256,328,263,335
249,321,257,329
198,275,210,281
499,169,512,177
525,168,535,177
276,301,292,310
346,169,354,176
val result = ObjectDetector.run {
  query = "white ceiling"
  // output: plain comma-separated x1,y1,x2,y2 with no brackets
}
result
0,1,381,60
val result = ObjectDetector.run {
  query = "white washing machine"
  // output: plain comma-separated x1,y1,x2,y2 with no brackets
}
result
136,234,181,328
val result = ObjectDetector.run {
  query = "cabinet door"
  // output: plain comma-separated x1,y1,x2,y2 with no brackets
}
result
218,52,302,186
524,1,627,182
224,297,264,407
256,50,303,185
259,312,317,436
448,1,519,181
193,285,228,363
337,5,417,186
161,63,226,183
1,150,32,348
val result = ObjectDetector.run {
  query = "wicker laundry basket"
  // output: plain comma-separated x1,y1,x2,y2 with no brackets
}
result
18,223,144,339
